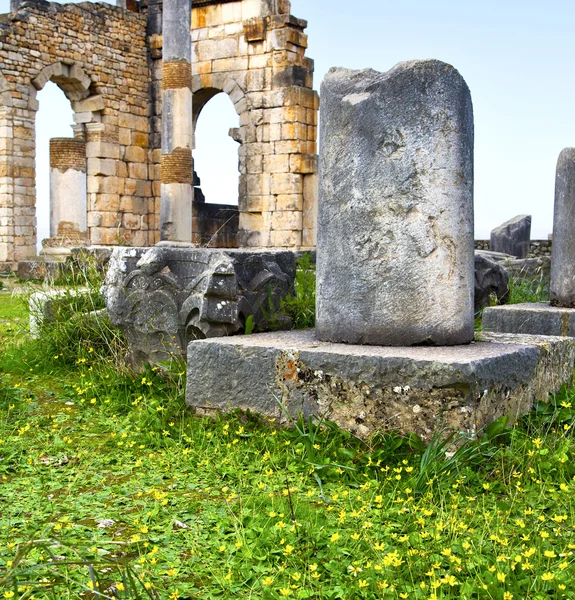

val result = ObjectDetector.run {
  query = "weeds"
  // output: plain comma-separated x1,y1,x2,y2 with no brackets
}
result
506,265,550,305
280,252,316,330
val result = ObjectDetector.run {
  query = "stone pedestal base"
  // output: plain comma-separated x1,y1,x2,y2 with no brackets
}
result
483,303,575,337
186,330,575,441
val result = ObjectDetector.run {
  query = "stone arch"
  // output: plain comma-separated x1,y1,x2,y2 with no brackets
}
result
192,76,248,131
30,62,104,123
191,81,244,247
23,62,103,257
32,61,91,101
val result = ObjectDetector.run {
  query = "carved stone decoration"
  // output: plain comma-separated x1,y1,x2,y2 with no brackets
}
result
102,246,297,365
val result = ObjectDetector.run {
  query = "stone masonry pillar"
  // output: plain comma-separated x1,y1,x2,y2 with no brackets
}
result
160,0,193,243
316,61,475,346
46,138,88,247
550,148,575,307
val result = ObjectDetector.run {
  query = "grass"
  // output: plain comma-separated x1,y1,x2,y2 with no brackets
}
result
1,274,575,599
506,269,550,305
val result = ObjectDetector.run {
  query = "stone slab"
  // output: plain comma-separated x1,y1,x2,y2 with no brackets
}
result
483,302,575,337
186,330,575,441
490,214,532,259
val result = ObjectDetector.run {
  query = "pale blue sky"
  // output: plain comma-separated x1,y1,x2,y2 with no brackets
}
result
0,0,573,243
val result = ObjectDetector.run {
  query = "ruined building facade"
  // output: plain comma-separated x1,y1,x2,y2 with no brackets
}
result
0,0,318,271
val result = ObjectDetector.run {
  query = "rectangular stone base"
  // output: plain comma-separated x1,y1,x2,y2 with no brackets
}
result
186,330,575,440
483,303,575,337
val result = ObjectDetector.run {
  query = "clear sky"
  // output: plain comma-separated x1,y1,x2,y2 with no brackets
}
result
1,0,573,245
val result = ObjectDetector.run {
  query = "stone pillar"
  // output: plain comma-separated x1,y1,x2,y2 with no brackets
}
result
44,138,88,249
160,0,193,243
550,148,575,307
316,60,475,346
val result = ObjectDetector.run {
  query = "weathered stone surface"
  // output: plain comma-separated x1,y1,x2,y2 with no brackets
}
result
483,303,575,337
102,246,297,365
474,251,509,312
186,329,575,441
316,60,474,346
550,148,575,307
490,215,531,259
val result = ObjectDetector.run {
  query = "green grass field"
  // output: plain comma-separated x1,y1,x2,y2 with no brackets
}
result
0,282,574,599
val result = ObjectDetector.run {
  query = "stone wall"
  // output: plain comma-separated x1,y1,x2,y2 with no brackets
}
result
474,240,552,258
0,0,153,269
192,0,319,249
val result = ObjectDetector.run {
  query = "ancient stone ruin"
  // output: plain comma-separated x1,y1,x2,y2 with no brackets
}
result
490,214,532,259
102,245,298,365
186,61,575,441
483,148,575,337
0,0,318,273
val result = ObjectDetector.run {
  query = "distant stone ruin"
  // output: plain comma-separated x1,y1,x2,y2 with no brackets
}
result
0,0,318,272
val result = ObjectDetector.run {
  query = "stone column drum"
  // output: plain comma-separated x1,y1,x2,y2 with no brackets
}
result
49,138,87,241
160,0,193,243
550,148,575,307
316,60,475,346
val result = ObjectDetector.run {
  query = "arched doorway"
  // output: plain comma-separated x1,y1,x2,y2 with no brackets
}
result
192,87,242,248
35,81,76,252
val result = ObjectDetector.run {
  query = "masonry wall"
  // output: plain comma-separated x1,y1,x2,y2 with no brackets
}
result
191,0,319,249
0,0,153,268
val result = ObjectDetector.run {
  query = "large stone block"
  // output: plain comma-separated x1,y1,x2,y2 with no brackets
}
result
102,246,297,365
186,330,575,441
490,215,531,259
317,60,475,346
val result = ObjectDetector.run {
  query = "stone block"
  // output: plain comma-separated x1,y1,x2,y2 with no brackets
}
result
29,288,89,338
483,303,575,337
290,153,316,174
474,251,509,312
550,149,575,307
270,173,302,195
317,61,474,346
490,215,531,259
271,210,302,231
124,146,146,163
87,158,117,177
186,330,575,441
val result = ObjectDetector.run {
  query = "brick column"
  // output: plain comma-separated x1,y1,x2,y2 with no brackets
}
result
160,0,193,242
44,138,88,249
